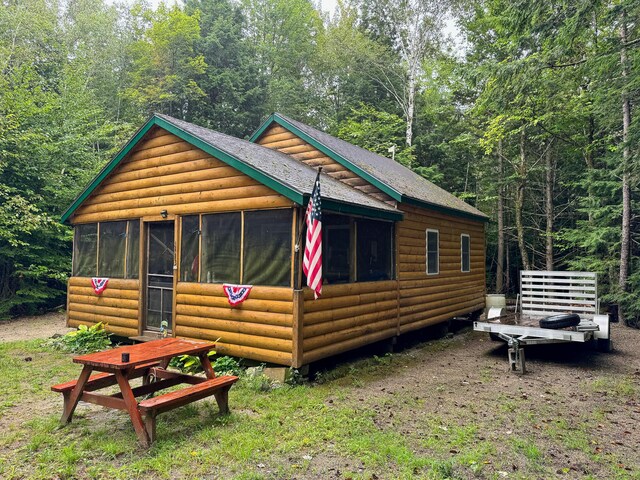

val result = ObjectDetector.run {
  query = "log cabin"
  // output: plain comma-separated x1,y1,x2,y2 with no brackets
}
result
62,112,487,367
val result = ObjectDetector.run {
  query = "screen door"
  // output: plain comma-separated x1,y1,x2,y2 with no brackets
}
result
145,222,175,333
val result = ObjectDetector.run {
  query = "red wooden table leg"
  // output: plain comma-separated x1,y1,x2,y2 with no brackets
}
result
200,353,215,379
60,365,93,424
213,385,231,415
114,370,150,447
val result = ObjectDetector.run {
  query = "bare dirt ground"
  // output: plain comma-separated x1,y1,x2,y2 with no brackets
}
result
300,321,640,478
0,311,72,343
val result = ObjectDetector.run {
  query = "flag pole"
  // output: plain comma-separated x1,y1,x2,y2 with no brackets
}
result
295,167,322,252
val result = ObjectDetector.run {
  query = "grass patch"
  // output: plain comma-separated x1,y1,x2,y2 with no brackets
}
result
588,377,637,398
0,333,638,479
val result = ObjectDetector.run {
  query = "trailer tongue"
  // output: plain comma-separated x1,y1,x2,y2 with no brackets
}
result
473,271,611,373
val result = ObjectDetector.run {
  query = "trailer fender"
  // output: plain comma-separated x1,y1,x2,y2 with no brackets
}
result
593,314,610,340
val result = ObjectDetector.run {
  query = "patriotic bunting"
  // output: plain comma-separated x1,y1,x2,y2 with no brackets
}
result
303,171,323,299
91,277,109,295
222,284,253,306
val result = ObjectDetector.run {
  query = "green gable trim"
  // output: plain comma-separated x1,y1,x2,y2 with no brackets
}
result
250,114,489,224
250,114,403,202
400,196,489,223
249,113,278,143
61,115,306,224
60,118,157,224
61,115,400,225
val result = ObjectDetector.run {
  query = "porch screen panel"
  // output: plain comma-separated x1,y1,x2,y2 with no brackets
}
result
243,209,292,287
73,223,98,277
180,215,200,282
97,221,126,277
126,220,140,279
356,219,393,281
324,214,351,284
201,212,241,284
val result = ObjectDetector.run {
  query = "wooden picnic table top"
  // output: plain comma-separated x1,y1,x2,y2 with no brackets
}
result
72,337,215,370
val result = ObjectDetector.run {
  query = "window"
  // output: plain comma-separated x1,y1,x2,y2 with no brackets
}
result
356,219,393,281
426,229,439,275
461,234,471,272
202,212,241,284
324,214,351,284
243,210,292,287
180,215,200,282
126,220,140,279
98,221,127,277
73,224,98,277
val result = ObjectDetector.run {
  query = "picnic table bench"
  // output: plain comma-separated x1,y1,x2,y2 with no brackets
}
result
51,338,238,446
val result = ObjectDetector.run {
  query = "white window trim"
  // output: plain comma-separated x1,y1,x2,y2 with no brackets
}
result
426,228,439,275
461,233,471,273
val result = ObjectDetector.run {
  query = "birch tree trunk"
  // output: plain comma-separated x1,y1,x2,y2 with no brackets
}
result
545,140,555,271
515,128,531,270
619,12,631,307
405,73,415,147
496,139,505,293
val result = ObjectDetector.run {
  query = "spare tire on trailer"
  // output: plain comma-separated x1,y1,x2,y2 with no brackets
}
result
539,313,581,329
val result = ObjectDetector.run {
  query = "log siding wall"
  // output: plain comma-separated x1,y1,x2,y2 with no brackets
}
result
301,281,398,364
175,282,294,365
67,277,139,337
256,125,394,204
294,204,485,365
71,126,293,224
397,205,485,333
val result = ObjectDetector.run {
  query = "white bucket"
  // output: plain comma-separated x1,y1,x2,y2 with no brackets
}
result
486,294,507,309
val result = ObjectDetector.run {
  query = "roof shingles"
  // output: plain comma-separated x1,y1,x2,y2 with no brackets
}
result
156,114,399,216
261,113,487,220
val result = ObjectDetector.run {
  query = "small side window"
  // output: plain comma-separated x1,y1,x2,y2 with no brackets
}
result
461,234,470,273
426,229,439,275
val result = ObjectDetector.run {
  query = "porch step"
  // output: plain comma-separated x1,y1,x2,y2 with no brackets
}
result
131,334,164,343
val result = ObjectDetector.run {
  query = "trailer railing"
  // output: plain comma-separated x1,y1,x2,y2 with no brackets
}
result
520,270,598,319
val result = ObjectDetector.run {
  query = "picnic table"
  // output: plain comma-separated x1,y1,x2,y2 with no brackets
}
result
51,337,238,447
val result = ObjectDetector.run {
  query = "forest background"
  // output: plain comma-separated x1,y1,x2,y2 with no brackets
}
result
1,0,638,324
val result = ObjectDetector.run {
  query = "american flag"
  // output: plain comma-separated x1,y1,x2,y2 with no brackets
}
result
303,171,322,299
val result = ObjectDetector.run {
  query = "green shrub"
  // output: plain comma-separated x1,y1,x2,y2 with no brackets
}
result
214,356,242,376
46,322,112,354
285,367,304,386
169,350,216,374
169,353,243,376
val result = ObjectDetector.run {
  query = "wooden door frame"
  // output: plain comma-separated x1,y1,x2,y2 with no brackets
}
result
139,217,176,336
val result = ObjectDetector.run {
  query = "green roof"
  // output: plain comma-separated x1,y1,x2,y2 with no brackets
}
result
61,114,403,224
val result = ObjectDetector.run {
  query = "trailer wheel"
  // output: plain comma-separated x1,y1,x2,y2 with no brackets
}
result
539,313,581,329
596,338,613,352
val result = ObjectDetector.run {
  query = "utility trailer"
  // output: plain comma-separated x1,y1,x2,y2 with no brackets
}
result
474,271,611,373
